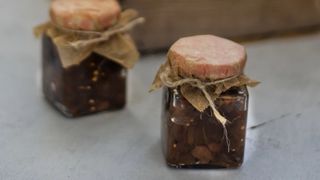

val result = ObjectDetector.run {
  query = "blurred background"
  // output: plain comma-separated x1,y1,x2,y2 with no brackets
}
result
0,0,319,179
124,0,320,51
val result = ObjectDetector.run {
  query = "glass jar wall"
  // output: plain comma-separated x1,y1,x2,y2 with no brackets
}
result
42,35,126,117
161,86,248,168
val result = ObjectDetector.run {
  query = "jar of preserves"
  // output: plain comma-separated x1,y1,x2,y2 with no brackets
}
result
150,35,259,168
34,0,144,117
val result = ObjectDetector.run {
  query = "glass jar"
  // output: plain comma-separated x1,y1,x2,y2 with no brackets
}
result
42,35,126,117
161,86,248,168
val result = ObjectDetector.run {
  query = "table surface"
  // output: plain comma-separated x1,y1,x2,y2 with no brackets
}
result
1,1,320,180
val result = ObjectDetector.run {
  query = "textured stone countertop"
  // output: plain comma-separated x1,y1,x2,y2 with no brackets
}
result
0,0,319,179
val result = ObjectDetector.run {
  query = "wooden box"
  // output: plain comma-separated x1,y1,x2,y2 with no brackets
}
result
122,0,320,51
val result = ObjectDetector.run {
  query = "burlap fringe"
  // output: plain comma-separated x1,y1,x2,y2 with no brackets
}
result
150,61,260,151
33,9,144,69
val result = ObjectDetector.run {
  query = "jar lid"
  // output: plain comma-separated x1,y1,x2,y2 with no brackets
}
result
168,35,247,80
50,0,121,31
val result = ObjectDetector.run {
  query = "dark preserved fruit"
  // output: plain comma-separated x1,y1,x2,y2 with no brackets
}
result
42,35,126,117
162,86,248,168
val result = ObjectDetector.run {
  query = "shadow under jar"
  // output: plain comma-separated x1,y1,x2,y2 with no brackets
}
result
162,86,248,168
42,35,126,117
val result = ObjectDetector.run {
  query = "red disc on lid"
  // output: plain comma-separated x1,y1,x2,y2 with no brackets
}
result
168,35,247,80
50,0,121,31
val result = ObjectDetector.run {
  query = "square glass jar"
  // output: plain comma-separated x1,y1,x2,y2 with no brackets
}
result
42,35,126,117
161,86,248,168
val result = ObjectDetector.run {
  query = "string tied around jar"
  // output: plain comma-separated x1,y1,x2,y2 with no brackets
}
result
63,17,145,49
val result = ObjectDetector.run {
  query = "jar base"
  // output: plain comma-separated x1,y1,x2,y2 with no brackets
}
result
166,161,242,169
44,95,125,118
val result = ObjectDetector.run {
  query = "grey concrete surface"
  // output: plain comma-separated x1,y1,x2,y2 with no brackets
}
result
0,0,320,179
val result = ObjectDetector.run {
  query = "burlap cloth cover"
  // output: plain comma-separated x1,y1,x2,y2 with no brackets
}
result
34,9,144,69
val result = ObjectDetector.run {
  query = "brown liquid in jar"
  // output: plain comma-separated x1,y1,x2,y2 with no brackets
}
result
161,86,248,168
42,35,126,117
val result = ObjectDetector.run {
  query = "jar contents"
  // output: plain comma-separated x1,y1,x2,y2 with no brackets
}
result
162,87,248,168
42,35,126,117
